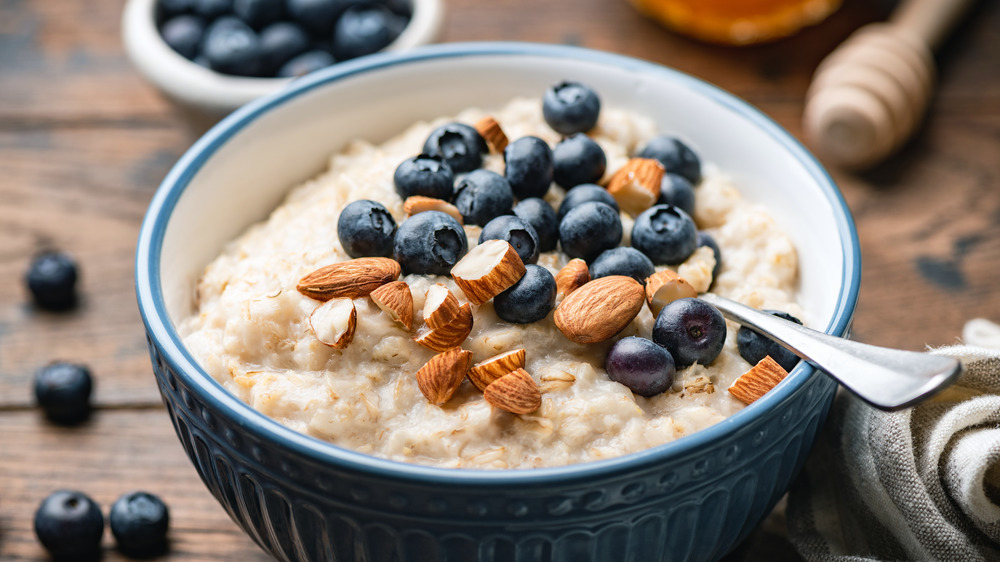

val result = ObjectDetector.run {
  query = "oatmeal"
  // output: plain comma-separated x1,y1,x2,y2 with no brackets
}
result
179,97,802,469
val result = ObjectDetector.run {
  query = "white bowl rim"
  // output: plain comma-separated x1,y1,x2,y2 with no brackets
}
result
135,41,861,485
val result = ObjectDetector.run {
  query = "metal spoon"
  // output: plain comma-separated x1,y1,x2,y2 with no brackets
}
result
699,293,963,410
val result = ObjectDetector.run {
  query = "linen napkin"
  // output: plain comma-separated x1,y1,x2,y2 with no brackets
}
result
787,319,1000,561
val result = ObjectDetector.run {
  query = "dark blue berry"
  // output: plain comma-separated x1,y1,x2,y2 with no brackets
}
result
286,0,345,34
493,264,556,324
160,15,206,60
202,17,262,76
697,232,722,281
637,135,702,185
513,198,558,253
385,0,412,17
631,204,698,265
453,169,513,226
259,22,310,73
605,336,675,396
737,310,802,372
393,211,467,275
657,172,696,217
34,362,93,424
652,298,726,367
558,201,621,263
556,183,618,221
479,215,539,265
589,247,655,284
276,49,335,77
552,133,606,188
422,123,487,173
337,200,397,258
504,136,553,200
393,154,454,200
34,490,104,559
26,251,78,311
110,491,170,557
158,0,194,18
542,81,601,135
331,5,404,60
192,0,233,19
233,0,283,29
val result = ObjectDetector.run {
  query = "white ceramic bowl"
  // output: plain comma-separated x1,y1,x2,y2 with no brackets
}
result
121,0,444,116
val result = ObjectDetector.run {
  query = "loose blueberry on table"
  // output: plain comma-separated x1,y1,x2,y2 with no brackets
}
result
110,491,171,557
556,183,619,221
25,250,79,311
737,310,803,372
33,362,93,424
34,490,104,559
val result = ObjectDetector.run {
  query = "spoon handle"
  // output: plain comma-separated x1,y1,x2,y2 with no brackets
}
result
699,294,962,410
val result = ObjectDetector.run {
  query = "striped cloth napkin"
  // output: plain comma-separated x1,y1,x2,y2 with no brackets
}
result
787,319,1000,561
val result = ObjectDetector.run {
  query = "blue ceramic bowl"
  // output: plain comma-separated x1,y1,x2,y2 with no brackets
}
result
135,42,860,561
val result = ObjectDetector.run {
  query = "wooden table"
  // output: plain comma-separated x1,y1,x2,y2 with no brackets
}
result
1,0,998,559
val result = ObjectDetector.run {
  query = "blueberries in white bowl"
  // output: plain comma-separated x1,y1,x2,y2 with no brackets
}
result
202,16,262,76
558,201,621,263
637,135,702,185
479,215,540,265
589,247,655,285
552,133,606,188
337,199,397,258
657,172,696,218
393,211,467,275
512,198,558,253
631,204,698,265
422,123,487,174
259,21,311,74
504,136,553,200
542,81,601,135
160,14,206,59
277,49,335,78
332,4,405,61
556,183,618,221
393,154,454,200
493,264,557,324
453,169,513,226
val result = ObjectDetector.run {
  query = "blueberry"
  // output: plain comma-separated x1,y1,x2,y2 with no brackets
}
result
631,204,698,265
637,135,702,185
276,49,335,78
331,4,404,60
192,0,233,19
479,215,539,265
110,491,170,557
512,198,558,253
158,0,194,18
202,17,262,76
493,264,556,324
25,251,78,311
558,201,621,263
542,81,601,135
393,154,454,200
258,22,310,73
652,298,726,367
737,310,802,372
233,0,283,28
160,15,206,60
337,200,397,258
453,169,514,226
503,136,553,200
697,232,722,281
422,123,487,174
385,0,413,17
552,133,606,188
34,362,93,424
589,247,655,284
393,211,467,275
286,0,345,34
657,172,696,217
605,336,675,396
556,183,618,221
34,490,104,559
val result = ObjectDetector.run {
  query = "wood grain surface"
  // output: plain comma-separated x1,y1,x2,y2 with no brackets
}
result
1,0,998,559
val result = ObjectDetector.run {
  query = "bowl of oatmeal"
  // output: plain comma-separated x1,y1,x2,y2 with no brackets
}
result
135,42,859,561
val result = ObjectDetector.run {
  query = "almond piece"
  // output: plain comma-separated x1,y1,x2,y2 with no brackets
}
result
370,280,413,330
423,283,461,329
414,303,474,352
468,348,526,392
309,298,357,349
606,158,664,216
728,356,789,405
416,347,473,405
404,196,464,225
474,115,509,153
554,275,645,343
451,240,526,305
555,258,590,298
645,269,698,316
484,368,541,414
297,257,400,301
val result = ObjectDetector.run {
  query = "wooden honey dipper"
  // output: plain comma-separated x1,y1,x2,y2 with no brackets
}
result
803,0,976,169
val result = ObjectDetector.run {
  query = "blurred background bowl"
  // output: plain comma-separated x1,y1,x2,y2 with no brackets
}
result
135,42,860,562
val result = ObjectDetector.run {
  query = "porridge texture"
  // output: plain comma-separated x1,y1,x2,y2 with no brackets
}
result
179,97,802,469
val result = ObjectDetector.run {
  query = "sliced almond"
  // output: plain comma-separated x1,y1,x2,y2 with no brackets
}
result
451,240,526,305
414,303,474,352
370,280,413,330
728,356,789,405
483,368,541,414
645,269,698,316
423,283,461,330
416,347,473,405
474,115,509,153
309,298,357,349
555,258,590,298
554,275,645,344
606,158,664,216
297,257,400,301
404,196,464,225
468,348,526,392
